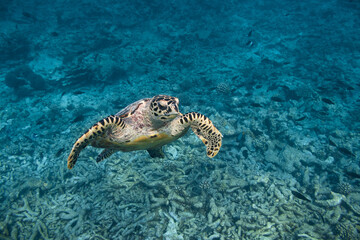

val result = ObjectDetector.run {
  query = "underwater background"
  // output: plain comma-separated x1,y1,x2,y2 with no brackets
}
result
1,0,360,239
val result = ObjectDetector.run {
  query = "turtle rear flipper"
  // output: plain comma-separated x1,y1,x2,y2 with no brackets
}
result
180,112,223,158
96,149,118,163
147,147,165,158
67,115,125,169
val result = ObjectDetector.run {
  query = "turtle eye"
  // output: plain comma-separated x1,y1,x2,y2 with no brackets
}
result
173,105,178,112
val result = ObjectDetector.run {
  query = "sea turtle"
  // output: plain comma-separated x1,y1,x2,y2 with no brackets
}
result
67,94,223,169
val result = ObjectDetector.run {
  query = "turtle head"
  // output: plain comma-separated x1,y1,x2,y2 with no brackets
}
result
149,95,180,123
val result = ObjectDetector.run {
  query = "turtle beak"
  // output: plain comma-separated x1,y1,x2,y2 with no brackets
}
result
165,102,180,119
165,112,179,119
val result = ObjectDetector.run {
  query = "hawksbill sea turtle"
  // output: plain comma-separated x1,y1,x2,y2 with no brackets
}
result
67,95,223,169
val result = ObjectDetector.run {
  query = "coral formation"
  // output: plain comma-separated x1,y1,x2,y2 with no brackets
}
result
0,0,359,239
335,182,352,196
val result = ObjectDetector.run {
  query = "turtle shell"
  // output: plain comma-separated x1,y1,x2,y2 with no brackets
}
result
115,98,150,119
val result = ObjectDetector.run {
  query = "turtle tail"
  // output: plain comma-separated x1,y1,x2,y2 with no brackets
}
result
179,112,223,158
67,115,125,169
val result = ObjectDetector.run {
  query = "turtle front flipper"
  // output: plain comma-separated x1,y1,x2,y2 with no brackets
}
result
179,112,223,158
67,115,125,169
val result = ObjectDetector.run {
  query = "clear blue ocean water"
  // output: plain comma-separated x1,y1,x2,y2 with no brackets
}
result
1,0,359,239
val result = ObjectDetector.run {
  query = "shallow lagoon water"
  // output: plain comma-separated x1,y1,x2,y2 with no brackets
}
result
0,0,360,239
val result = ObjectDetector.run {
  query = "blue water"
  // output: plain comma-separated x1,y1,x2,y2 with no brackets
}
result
1,0,359,239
